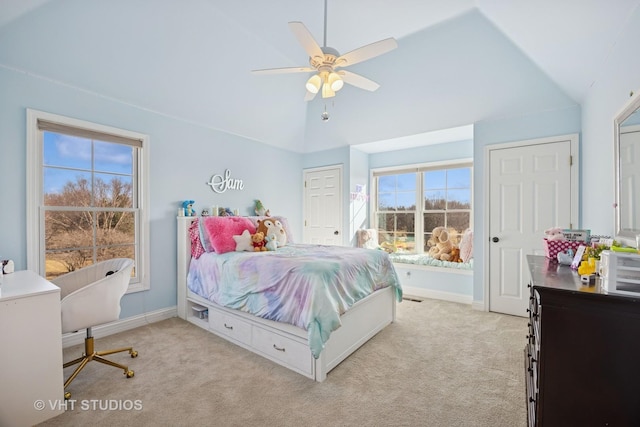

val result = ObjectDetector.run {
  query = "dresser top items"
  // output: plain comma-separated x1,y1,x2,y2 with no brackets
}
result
526,254,640,302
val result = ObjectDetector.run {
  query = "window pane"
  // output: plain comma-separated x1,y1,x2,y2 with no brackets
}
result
425,190,446,209
97,245,135,268
96,212,135,246
94,140,133,174
43,132,91,169
378,176,396,192
94,175,133,208
396,192,416,211
44,169,92,206
45,210,94,250
424,212,445,234
447,168,471,188
378,193,395,210
396,173,416,190
45,250,93,280
424,170,445,190
447,212,470,234
447,189,471,209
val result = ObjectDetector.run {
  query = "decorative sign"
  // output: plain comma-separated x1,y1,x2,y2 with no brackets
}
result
207,169,244,194
350,184,369,202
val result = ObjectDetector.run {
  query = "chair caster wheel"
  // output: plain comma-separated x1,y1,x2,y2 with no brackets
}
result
125,370,135,378
130,350,138,358
64,391,71,400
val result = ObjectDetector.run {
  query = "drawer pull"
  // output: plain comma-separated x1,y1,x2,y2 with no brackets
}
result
224,323,233,330
529,397,535,403
273,344,286,352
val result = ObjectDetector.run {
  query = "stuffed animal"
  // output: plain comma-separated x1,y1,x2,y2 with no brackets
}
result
545,227,566,241
379,241,397,253
265,233,278,251
357,229,379,250
429,226,454,261
251,232,266,251
449,247,462,263
233,230,254,252
256,218,287,247
182,200,195,216
254,199,270,217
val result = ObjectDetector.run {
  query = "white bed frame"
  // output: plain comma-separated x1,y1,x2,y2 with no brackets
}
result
176,217,397,381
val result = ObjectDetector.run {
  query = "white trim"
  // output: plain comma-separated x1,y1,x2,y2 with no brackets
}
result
25,109,151,292
370,158,474,254
402,285,472,305
62,307,176,348
483,133,580,312
471,300,485,311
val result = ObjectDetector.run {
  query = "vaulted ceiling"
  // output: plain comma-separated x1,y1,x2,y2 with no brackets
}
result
1,0,639,153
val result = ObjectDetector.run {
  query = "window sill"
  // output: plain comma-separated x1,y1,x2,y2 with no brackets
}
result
389,253,473,273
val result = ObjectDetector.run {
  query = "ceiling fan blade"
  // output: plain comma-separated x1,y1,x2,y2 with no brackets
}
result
304,90,318,102
288,21,324,61
339,70,380,92
335,38,398,68
251,66,315,75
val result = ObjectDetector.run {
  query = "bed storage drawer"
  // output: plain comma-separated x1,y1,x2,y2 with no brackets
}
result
209,309,252,345
252,327,313,376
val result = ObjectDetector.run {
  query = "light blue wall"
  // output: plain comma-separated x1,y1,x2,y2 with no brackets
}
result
0,66,302,318
581,6,640,239
473,106,582,302
369,139,473,169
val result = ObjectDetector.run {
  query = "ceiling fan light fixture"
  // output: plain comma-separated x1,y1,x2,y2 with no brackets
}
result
328,72,343,91
321,82,336,98
305,74,322,94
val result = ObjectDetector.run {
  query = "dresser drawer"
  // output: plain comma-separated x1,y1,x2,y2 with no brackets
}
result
209,309,252,346
252,327,313,376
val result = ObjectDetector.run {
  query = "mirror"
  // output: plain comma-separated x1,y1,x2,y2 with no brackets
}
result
614,92,640,247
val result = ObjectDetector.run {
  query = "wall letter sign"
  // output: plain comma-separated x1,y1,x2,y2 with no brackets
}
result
207,169,245,194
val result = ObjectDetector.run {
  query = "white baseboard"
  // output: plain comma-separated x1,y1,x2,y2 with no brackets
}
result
402,286,472,305
471,300,486,311
62,306,177,348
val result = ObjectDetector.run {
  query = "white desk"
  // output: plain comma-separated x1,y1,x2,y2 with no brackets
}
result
0,270,64,426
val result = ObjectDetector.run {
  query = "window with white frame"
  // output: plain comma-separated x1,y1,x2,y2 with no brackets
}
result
26,110,150,291
372,160,472,254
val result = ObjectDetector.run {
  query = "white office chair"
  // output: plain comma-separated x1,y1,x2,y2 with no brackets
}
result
53,258,137,398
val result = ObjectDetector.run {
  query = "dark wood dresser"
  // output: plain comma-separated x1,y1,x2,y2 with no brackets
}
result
525,255,640,426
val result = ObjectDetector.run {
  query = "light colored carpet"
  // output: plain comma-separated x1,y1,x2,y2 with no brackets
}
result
39,298,528,427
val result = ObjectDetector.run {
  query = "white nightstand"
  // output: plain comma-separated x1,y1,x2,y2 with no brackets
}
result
0,270,64,426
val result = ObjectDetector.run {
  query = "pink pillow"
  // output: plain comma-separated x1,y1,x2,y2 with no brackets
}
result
459,229,473,262
201,217,256,254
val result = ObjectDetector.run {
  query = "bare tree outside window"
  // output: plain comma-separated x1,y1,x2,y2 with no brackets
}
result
42,132,136,279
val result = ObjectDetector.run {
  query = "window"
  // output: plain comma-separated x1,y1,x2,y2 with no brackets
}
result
27,110,150,291
373,160,472,255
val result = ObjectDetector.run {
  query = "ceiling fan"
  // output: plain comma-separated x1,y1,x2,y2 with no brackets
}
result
251,0,398,101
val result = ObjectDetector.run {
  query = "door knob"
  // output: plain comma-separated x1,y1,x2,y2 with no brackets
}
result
492,237,499,243
334,230,339,235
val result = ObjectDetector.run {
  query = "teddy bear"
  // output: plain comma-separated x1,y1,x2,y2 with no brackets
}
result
256,218,287,247
251,231,267,251
451,247,463,263
429,226,454,261
265,233,278,251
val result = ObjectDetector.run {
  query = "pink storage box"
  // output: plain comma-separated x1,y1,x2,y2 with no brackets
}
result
543,238,582,259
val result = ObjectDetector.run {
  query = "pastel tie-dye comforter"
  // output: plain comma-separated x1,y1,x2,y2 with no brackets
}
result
187,244,402,358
